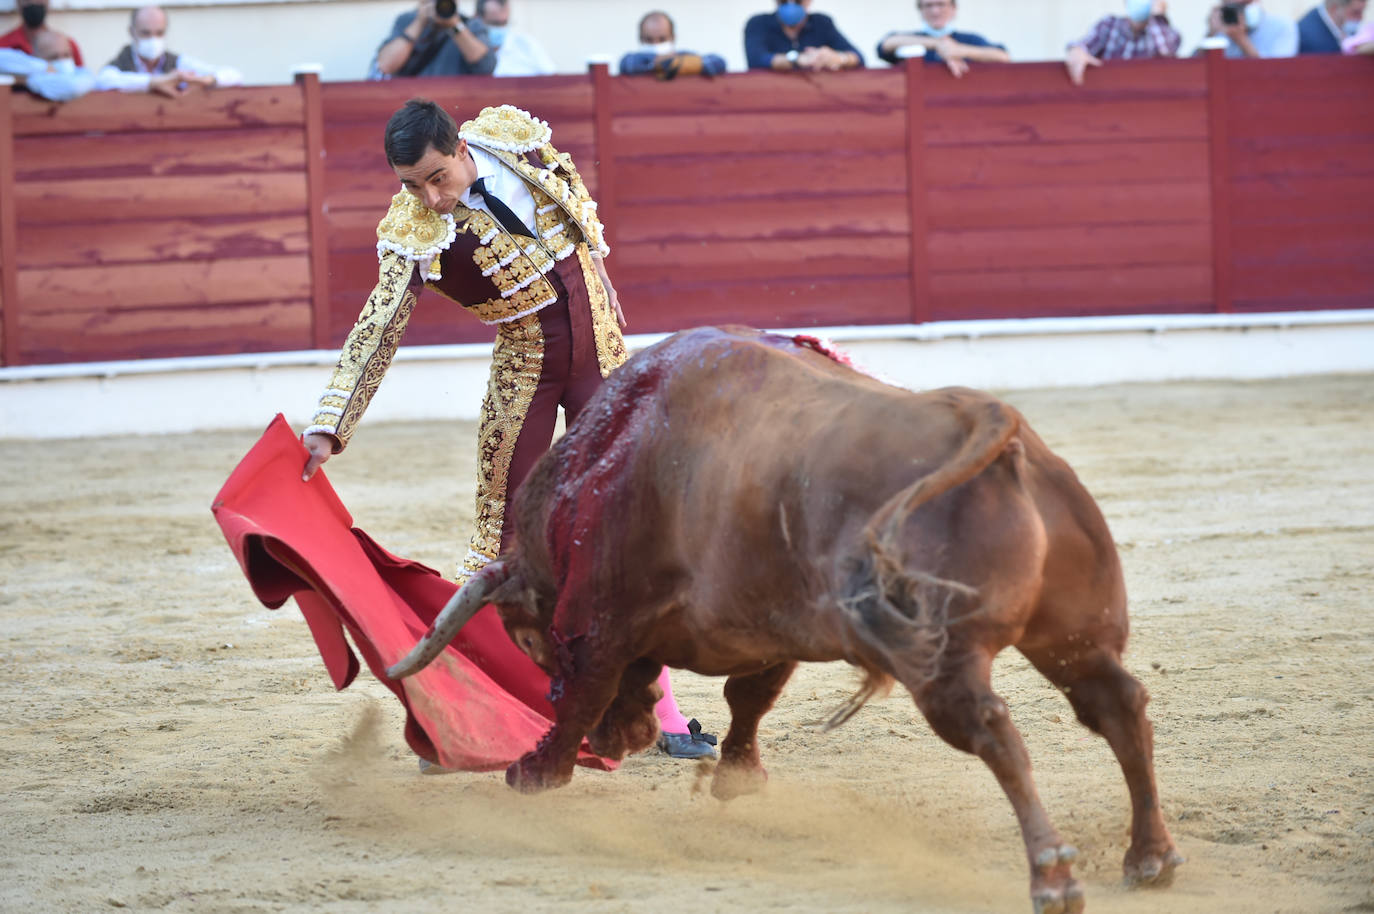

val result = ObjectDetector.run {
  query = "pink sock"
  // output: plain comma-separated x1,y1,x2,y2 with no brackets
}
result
653,667,691,733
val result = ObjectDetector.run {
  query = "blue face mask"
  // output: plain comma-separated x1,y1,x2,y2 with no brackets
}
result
1343,19,1361,36
924,24,956,37
777,2,806,28
484,25,507,47
1125,0,1153,23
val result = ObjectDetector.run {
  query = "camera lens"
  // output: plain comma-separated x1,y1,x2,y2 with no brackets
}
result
435,0,456,18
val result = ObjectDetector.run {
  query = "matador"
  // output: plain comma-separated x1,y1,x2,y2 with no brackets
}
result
299,99,716,760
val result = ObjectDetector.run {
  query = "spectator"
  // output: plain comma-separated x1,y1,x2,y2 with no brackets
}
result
478,0,555,77
744,1,864,71
1065,0,1181,86
102,6,242,89
1,31,94,101
1343,17,1374,49
1297,0,1367,53
876,0,1009,79
1,0,85,66
370,0,496,79
619,10,727,78
1,29,181,101
1202,2,1298,58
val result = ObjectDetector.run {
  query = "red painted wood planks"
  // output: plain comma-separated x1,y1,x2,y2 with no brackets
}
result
14,172,308,224
10,86,304,136
928,263,1213,320
607,69,904,115
18,299,312,362
925,139,1210,188
18,215,311,268
14,127,306,180
18,256,310,311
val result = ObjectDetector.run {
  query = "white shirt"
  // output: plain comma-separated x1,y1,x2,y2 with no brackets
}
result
461,144,539,232
96,50,243,93
492,31,556,77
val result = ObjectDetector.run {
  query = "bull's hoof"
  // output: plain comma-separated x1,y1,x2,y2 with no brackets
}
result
1123,847,1185,888
710,762,767,801
588,711,658,760
504,754,573,794
1029,844,1084,914
1030,880,1085,914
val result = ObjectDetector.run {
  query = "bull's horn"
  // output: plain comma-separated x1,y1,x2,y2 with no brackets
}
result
386,560,511,679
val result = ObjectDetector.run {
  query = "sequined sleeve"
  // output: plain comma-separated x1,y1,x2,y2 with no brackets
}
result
304,251,419,451
540,144,609,257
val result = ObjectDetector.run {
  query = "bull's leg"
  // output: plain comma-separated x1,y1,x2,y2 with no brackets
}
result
1020,644,1183,887
506,652,624,794
912,652,1084,914
711,661,797,801
586,658,664,761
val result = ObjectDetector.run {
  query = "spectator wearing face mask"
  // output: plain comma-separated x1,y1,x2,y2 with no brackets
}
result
1,29,93,101
877,0,1009,79
1296,0,1366,53
1202,1,1298,57
478,0,555,77
1343,16,1374,50
745,0,864,71
1,0,86,66
102,6,243,90
619,10,726,78
1065,0,1181,86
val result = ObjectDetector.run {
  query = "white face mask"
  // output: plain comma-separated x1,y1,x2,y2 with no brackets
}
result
134,36,165,60
642,40,674,55
1125,0,1153,23
52,57,76,75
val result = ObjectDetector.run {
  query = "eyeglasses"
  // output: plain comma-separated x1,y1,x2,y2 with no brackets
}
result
918,1,952,9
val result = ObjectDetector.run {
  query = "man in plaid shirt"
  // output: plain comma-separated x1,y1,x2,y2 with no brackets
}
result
1065,0,1182,84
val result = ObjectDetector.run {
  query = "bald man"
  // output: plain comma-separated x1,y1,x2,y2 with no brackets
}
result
102,4,242,89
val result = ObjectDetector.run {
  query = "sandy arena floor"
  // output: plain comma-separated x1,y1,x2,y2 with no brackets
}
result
1,373,1371,914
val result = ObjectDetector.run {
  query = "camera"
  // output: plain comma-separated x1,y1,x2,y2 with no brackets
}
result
1220,3,1242,25
434,0,457,19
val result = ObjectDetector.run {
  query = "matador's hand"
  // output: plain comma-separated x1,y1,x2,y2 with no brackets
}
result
302,433,335,481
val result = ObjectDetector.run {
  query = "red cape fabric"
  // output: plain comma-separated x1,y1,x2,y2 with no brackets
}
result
210,414,612,773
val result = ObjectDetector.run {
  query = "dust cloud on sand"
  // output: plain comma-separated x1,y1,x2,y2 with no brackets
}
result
1,374,1371,913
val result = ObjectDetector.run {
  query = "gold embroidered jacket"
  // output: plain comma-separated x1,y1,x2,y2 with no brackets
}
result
305,105,625,451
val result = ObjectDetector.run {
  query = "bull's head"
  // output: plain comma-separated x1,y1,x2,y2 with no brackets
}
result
385,560,554,679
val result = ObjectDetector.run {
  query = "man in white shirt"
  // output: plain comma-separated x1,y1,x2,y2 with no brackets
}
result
100,5,243,91
478,0,556,77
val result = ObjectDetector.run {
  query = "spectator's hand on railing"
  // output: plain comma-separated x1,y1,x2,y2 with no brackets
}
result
147,72,186,98
934,37,971,78
177,70,217,88
1065,44,1102,86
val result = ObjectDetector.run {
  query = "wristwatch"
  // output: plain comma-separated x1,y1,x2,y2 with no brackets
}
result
450,20,466,34
785,49,800,67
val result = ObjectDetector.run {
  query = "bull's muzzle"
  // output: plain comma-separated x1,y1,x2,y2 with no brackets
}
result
386,560,510,679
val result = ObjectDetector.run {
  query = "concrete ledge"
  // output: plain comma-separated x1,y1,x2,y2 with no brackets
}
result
4,310,1373,439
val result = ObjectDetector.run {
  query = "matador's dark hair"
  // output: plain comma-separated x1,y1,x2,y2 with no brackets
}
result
384,98,460,168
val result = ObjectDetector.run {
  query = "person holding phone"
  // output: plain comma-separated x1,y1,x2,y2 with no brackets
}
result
1064,0,1181,86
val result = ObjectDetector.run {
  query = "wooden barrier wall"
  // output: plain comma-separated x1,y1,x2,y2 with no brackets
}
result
0,53,1370,366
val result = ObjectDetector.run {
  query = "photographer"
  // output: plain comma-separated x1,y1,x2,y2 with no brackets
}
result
1204,1,1298,58
370,0,496,79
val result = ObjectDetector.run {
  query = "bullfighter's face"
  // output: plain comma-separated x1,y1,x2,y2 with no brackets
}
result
394,139,478,214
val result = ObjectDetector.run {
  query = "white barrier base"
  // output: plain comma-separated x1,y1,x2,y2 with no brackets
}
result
3,310,1372,440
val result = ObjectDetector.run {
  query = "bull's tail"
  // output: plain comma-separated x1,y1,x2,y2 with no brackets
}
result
833,399,1021,707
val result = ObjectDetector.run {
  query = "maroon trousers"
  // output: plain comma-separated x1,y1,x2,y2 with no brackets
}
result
500,255,605,552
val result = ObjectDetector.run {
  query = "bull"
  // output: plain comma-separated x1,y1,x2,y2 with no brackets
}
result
388,326,1183,913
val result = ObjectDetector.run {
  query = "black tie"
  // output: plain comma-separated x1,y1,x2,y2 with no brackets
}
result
472,177,534,238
